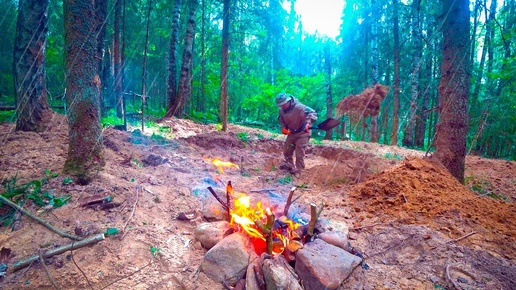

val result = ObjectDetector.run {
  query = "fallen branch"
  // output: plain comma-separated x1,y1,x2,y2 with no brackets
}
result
0,195,82,241
8,234,105,273
283,187,297,216
430,232,476,250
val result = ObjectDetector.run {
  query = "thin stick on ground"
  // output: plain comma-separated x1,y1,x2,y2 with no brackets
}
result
430,231,476,250
39,251,60,290
0,195,82,241
71,246,94,290
121,186,141,239
207,187,229,210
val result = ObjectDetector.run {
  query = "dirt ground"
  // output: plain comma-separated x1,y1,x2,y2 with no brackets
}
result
0,114,515,290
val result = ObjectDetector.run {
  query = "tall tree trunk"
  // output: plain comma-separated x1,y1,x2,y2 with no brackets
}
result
390,0,401,146
141,0,152,131
14,0,52,132
114,0,123,118
171,0,198,117
324,42,333,140
369,0,380,143
219,0,230,131
415,4,433,148
198,0,206,113
95,0,108,116
63,0,105,184
165,0,182,118
403,0,421,147
433,0,471,183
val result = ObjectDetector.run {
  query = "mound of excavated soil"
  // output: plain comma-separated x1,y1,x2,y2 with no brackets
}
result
351,157,516,258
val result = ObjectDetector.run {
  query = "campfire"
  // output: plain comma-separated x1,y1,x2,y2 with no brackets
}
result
193,161,363,290
208,182,316,257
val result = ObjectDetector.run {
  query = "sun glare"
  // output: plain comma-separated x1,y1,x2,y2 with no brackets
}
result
291,0,345,39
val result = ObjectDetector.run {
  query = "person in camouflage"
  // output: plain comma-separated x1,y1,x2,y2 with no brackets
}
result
276,93,317,175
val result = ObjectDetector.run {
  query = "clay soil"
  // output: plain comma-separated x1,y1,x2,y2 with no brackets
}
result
0,114,515,290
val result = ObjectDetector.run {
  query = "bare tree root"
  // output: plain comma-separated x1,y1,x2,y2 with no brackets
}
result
0,195,82,241
39,251,60,290
121,186,141,239
71,246,94,290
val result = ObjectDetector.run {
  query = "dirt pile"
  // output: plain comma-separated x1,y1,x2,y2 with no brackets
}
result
351,157,516,257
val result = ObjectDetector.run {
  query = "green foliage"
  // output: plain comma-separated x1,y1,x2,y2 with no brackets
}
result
1,171,71,226
104,228,120,236
276,174,292,184
236,132,250,143
101,109,124,127
150,246,161,257
383,152,404,160
0,111,15,123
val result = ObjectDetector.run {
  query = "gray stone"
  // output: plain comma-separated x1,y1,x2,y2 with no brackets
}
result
193,221,231,249
201,232,254,286
317,231,350,252
262,255,303,290
295,239,362,290
245,252,263,290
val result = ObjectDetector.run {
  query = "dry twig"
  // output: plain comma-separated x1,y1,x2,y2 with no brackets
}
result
430,232,476,250
121,186,141,239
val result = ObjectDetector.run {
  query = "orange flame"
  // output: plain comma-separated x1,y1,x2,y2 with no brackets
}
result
229,193,302,255
206,158,240,173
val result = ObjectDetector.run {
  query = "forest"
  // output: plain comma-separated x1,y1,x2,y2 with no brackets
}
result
1,1,516,289
0,0,515,160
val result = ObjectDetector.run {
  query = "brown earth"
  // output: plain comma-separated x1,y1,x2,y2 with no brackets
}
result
0,113,515,290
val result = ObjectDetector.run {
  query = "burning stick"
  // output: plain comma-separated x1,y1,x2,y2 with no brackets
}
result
255,208,275,255
207,187,229,211
226,181,233,219
283,186,297,217
307,202,326,237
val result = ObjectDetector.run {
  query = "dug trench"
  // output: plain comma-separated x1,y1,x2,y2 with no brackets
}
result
0,116,515,289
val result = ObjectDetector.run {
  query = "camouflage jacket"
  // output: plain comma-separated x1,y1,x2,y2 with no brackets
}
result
278,97,317,135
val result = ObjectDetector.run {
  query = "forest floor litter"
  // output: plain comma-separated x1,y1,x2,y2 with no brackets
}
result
0,113,515,289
